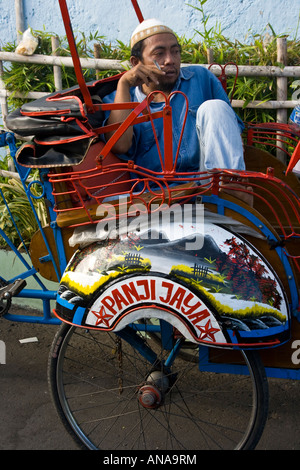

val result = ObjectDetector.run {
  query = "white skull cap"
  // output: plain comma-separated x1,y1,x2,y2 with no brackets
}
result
131,18,176,48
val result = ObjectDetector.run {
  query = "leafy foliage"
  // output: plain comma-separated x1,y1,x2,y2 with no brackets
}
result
0,171,47,248
1,1,299,121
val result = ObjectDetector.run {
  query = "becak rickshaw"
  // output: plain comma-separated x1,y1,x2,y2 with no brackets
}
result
5,0,300,451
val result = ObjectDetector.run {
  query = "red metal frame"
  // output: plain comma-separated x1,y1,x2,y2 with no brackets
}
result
131,0,144,22
287,140,300,173
48,93,300,242
58,0,95,114
246,122,300,159
51,0,300,283
208,62,239,102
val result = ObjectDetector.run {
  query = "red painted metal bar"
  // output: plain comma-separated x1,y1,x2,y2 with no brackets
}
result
95,110,164,139
145,92,166,171
163,105,174,172
131,0,144,22
287,140,300,173
209,62,239,102
172,91,189,170
96,98,153,163
58,0,95,114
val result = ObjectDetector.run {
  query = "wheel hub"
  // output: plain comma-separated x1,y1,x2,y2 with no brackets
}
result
138,384,162,409
137,370,169,409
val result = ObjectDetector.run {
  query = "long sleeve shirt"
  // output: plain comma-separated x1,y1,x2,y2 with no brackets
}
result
102,65,244,175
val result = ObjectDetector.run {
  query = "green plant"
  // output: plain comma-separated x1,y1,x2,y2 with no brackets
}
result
0,173,47,249
187,0,223,49
185,0,300,123
2,28,123,109
2,11,300,122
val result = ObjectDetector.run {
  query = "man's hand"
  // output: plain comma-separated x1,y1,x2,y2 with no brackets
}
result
120,63,165,89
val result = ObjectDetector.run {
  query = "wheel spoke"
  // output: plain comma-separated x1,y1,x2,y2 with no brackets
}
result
48,319,268,450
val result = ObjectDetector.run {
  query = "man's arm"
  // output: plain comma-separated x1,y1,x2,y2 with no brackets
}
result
105,63,164,154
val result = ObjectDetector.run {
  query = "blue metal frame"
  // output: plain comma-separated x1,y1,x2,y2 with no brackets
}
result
201,194,300,379
0,132,61,324
198,343,300,380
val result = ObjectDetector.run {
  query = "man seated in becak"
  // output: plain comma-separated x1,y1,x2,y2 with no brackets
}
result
103,18,251,204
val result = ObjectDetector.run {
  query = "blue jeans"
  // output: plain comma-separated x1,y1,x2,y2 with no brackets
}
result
196,99,245,172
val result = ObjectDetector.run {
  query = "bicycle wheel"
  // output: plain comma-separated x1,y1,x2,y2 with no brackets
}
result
48,318,268,450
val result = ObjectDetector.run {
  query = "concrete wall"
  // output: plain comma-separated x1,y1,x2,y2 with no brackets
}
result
0,249,58,310
1,0,299,48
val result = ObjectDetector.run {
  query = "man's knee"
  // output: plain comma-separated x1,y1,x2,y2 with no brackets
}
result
196,99,234,127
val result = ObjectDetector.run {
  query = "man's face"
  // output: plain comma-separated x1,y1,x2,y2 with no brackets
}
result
140,33,181,93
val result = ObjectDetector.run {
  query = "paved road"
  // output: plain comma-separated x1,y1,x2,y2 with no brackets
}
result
1,308,300,451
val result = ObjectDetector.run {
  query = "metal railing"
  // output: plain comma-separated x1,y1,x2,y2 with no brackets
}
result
0,37,299,129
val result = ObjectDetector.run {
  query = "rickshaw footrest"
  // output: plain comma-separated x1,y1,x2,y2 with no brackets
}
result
0,279,27,305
